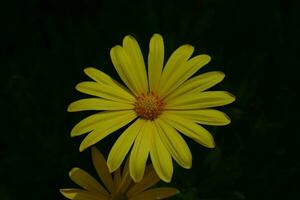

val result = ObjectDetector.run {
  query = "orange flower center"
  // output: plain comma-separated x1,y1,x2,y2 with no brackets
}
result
134,92,165,120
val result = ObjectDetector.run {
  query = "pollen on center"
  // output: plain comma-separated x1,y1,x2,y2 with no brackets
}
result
134,92,165,120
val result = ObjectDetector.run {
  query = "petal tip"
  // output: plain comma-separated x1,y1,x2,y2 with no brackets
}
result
220,91,236,104
224,113,232,125
162,176,172,183
83,67,95,74
185,162,192,169
132,175,142,183
227,92,236,103
107,163,115,173
202,135,216,149
152,33,163,39
129,167,143,183
74,83,82,91
124,34,133,39
184,44,194,51
70,129,77,137
201,54,212,63
67,103,75,112
110,45,122,55
207,141,216,148
69,167,79,177
59,189,68,197
206,54,212,59
79,144,87,152
123,35,137,44
215,71,225,79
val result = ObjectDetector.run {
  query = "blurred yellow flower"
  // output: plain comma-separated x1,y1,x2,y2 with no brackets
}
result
68,34,235,182
60,147,179,200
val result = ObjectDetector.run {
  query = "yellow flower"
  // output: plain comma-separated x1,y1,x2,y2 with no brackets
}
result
68,34,235,182
60,147,179,200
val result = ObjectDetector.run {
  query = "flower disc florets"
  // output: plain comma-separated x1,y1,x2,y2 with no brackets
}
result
134,92,165,120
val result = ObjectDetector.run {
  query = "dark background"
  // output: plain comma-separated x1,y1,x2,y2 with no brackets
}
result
1,0,299,199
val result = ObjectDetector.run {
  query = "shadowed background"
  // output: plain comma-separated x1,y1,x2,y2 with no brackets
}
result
1,0,299,199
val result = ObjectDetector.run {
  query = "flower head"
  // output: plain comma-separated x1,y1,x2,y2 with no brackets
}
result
60,147,179,200
68,34,235,182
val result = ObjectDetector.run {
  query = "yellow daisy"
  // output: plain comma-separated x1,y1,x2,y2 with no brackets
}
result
60,147,179,200
68,34,235,183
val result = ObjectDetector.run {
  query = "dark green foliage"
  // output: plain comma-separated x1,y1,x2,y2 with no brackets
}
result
1,0,299,199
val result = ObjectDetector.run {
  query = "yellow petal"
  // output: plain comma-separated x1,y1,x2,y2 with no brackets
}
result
76,81,134,103
164,109,231,126
160,54,211,98
154,119,192,169
84,67,114,85
60,189,85,199
157,45,194,96
165,71,225,101
123,35,148,93
68,98,134,112
71,111,134,137
129,121,152,182
91,147,114,193
68,168,109,195
84,67,135,100
60,189,109,200
79,111,137,151
129,187,179,200
107,119,145,172
110,46,139,96
165,91,235,110
148,34,164,92
127,165,160,197
160,113,215,148
149,122,173,182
